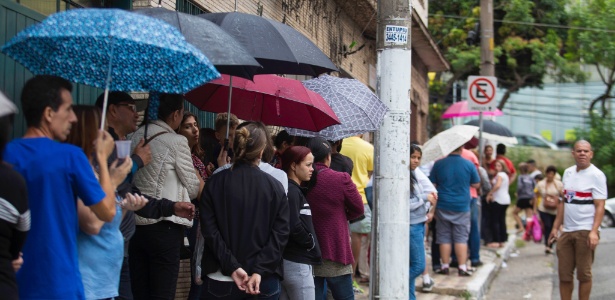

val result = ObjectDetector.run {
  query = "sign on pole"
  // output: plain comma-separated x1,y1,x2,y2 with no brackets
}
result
467,76,497,111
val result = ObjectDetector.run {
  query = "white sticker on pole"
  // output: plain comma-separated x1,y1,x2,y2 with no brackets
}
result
384,25,408,45
467,76,497,111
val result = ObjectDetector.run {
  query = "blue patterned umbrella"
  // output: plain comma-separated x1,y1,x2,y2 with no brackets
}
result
286,75,388,141
1,8,220,128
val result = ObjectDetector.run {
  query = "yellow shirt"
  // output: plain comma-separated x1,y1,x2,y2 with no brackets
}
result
340,136,374,204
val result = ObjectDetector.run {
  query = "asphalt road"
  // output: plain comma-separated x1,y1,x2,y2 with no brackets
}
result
552,227,615,300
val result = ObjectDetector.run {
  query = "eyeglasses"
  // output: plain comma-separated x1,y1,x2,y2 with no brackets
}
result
116,103,137,112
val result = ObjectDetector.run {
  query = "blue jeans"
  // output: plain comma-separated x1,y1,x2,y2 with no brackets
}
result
409,223,426,300
314,274,354,300
201,275,281,299
469,198,481,263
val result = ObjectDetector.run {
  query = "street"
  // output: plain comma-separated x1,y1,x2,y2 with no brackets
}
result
485,227,615,300
552,227,615,300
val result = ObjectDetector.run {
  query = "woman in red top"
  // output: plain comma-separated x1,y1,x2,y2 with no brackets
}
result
305,137,364,299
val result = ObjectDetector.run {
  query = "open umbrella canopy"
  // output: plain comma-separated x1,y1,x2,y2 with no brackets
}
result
1,8,220,93
185,74,340,132
464,119,518,144
420,125,480,166
133,8,260,80
286,75,388,141
0,91,18,118
442,101,503,119
199,12,337,76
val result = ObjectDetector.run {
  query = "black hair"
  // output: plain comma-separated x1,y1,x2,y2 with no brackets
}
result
95,91,134,109
21,75,72,128
526,159,536,164
274,130,293,149
306,137,332,191
410,143,422,156
545,165,557,174
496,143,506,155
157,94,184,121
0,114,14,161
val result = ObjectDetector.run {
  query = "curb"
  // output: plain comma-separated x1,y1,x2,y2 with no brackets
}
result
420,233,517,300
467,233,517,299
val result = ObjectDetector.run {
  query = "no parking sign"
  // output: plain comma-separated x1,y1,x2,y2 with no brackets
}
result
467,76,497,111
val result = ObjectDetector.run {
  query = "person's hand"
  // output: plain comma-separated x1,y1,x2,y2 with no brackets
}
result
246,273,261,295
205,162,215,177
427,192,437,206
109,158,133,187
548,229,558,246
174,202,195,220
426,211,435,223
217,148,229,167
231,268,249,291
120,193,149,211
588,231,600,250
132,138,152,167
94,130,115,159
12,253,23,272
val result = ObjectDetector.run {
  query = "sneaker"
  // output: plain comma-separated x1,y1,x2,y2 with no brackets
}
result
352,280,364,294
458,269,473,277
422,279,435,292
471,261,483,268
434,267,449,275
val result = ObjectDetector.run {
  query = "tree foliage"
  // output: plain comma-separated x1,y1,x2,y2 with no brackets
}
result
576,118,615,197
566,0,615,117
427,0,586,129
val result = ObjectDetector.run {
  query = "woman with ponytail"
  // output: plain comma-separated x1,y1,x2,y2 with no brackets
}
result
199,123,290,299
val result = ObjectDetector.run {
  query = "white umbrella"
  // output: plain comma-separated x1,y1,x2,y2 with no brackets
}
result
420,125,479,166
0,91,18,118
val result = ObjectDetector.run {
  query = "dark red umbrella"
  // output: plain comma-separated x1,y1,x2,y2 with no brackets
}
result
185,74,340,132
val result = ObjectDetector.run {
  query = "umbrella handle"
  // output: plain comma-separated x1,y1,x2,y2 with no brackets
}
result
99,40,115,131
226,76,233,140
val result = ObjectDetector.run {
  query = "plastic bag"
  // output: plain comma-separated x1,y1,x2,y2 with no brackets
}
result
531,215,542,243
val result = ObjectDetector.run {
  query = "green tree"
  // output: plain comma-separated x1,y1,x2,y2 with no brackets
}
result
566,0,615,117
576,118,615,197
427,0,586,132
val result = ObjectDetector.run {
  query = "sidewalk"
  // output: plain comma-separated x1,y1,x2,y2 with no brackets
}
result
353,207,521,300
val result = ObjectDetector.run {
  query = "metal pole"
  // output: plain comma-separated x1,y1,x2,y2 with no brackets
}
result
372,1,412,298
479,0,494,164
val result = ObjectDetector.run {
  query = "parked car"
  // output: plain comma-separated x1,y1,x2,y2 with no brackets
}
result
602,198,615,228
514,134,559,150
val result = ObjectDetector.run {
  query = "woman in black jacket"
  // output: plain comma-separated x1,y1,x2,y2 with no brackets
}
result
279,146,322,299
199,122,290,299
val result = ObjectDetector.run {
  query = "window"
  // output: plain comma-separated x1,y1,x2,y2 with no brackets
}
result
176,0,206,15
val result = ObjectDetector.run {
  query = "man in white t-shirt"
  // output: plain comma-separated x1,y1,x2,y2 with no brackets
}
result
549,140,607,300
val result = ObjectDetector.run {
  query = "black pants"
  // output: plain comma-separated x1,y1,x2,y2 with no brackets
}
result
486,202,509,243
430,219,441,269
480,195,493,244
129,221,184,300
117,256,133,300
539,211,556,248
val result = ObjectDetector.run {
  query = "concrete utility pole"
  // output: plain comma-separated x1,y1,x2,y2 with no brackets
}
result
478,0,494,164
371,0,412,298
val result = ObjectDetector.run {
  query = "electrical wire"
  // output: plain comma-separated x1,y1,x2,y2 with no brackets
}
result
429,14,615,33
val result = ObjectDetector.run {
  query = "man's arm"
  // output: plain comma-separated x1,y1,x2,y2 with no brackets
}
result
588,199,605,250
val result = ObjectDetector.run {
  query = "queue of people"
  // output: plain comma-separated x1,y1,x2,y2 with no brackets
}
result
1,75,371,300
0,75,608,300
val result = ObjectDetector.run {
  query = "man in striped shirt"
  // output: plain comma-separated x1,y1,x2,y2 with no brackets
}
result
549,140,607,300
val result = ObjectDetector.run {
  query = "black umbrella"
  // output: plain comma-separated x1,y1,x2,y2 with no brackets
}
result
464,119,518,144
133,8,261,80
199,12,338,76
